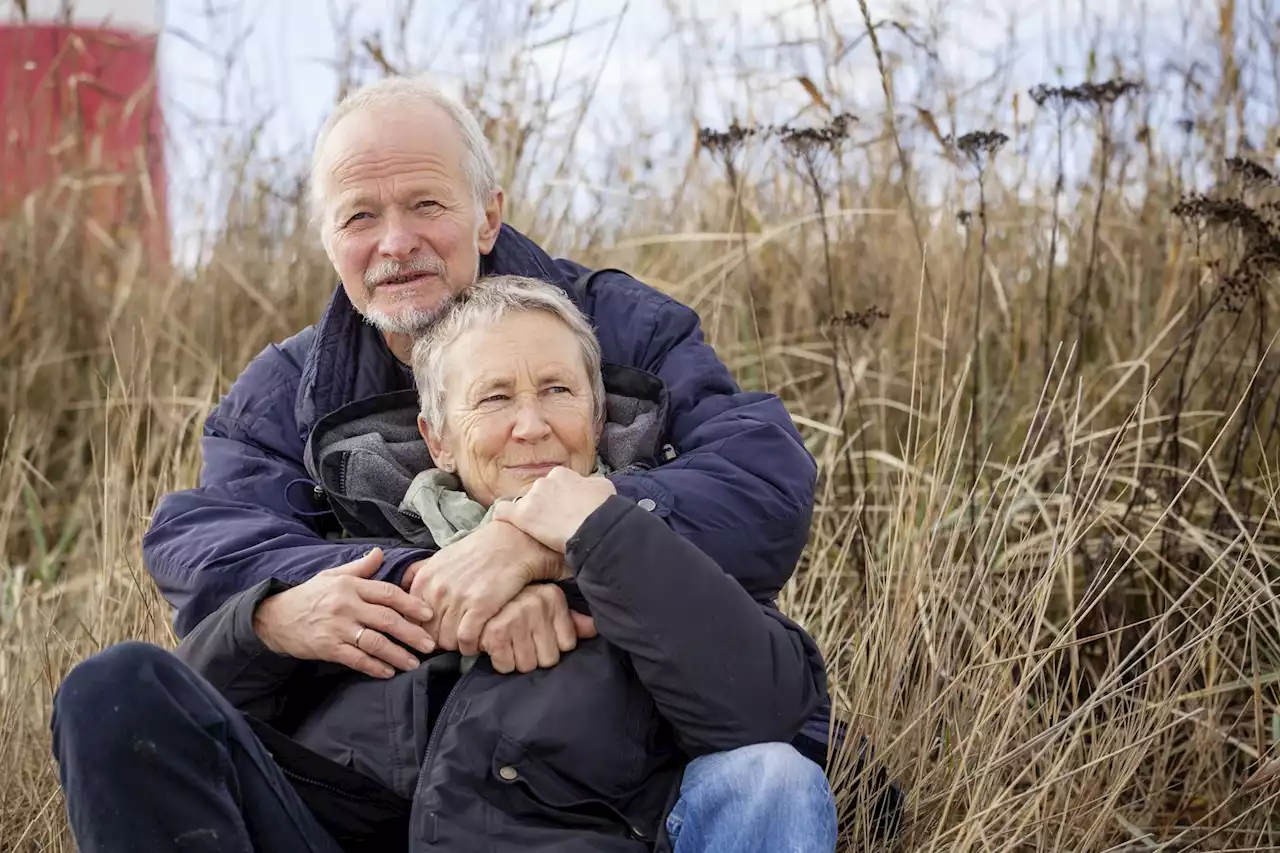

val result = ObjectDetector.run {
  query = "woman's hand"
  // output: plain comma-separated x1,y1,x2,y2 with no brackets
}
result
479,583,597,674
252,548,435,679
492,466,616,554
405,520,564,657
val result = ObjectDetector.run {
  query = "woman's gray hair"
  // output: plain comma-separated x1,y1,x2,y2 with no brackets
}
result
309,74,500,226
411,275,605,435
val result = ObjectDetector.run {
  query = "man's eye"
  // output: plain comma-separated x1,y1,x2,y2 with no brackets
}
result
416,200,441,211
545,386,571,395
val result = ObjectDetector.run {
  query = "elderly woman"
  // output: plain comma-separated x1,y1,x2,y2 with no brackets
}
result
51,275,838,853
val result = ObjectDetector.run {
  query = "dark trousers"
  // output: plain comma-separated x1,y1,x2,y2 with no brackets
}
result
50,641,406,853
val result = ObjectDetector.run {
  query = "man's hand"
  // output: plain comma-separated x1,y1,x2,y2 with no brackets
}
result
492,467,616,554
479,584,598,674
407,520,564,657
252,548,435,680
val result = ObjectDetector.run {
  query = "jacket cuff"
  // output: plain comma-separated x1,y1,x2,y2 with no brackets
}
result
565,495,643,576
230,577,302,672
376,546,433,587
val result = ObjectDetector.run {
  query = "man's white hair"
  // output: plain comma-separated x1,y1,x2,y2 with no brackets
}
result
411,275,606,436
309,74,500,229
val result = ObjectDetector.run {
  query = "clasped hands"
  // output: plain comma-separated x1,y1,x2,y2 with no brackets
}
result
254,467,616,679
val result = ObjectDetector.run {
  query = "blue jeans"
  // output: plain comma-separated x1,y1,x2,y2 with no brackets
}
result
51,642,837,852
668,743,837,852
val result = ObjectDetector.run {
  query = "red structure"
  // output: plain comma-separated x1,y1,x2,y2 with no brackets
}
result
1,0,166,264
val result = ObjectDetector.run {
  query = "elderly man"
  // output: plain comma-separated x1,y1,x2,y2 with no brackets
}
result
57,74,878,847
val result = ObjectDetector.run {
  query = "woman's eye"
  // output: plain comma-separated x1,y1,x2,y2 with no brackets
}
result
416,200,440,211
546,386,571,395
344,212,370,226
479,394,509,405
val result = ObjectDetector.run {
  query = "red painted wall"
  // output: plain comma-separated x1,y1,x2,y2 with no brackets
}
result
0,22,167,263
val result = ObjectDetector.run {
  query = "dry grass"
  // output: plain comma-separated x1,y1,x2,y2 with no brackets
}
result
3,1,1280,850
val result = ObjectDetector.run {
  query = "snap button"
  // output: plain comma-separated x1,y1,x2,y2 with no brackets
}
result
637,498,656,512
498,765,518,782
630,825,647,840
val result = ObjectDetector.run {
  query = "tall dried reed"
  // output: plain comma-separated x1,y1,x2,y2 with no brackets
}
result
2,2,1278,850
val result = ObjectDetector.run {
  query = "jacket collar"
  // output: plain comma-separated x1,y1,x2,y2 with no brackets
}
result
295,223,579,438
301,363,669,548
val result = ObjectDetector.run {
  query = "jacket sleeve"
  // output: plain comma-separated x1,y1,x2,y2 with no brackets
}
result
566,495,828,757
142,337,432,638
565,263,817,600
172,578,303,722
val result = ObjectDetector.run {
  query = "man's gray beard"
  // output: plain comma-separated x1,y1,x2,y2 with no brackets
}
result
360,303,443,336
359,255,452,336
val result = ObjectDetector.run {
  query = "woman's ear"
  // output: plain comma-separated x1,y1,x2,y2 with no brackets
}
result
419,414,454,472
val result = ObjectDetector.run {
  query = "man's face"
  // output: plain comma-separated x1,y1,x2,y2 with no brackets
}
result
317,102,503,335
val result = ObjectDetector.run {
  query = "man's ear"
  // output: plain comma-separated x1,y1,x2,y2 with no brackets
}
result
476,189,505,255
419,414,453,471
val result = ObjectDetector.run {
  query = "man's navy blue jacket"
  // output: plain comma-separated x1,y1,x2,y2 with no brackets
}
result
141,223,830,749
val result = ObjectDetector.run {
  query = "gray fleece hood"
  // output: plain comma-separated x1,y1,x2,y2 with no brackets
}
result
301,362,671,550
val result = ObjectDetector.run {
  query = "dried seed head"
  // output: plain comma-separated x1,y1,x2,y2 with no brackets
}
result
1173,194,1261,229
697,120,763,159
1216,268,1258,313
830,306,890,331
948,130,1010,170
1028,78,1141,111
1226,157,1276,189
1028,84,1060,107
1078,78,1141,105
777,113,856,156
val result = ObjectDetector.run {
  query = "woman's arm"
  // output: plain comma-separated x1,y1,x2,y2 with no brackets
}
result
497,479,829,758
568,497,827,756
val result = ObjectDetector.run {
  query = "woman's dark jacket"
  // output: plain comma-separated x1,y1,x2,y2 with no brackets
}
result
173,363,829,852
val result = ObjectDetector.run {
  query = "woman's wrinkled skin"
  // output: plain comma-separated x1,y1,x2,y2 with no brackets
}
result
419,310,603,509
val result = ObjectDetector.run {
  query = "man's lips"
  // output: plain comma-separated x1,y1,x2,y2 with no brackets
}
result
374,272,436,290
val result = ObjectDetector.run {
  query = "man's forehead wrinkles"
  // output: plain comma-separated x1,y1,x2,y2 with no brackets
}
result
331,174,454,212
330,141,453,173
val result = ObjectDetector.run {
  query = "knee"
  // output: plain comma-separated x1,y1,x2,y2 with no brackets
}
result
740,743,831,801
52,642,180,754
694,742,833,813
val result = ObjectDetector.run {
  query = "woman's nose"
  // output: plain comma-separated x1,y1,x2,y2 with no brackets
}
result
510,399,552,440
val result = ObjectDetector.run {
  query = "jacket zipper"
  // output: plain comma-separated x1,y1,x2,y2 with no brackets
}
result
275,762,381,804
410,665,476,827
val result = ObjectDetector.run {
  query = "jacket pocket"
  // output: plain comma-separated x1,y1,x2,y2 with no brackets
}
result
490,734,654,843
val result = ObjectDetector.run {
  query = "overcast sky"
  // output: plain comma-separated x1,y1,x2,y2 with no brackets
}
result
155,0,1205,145
145,0,1238,254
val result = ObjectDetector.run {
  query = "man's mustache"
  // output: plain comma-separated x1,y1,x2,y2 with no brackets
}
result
364,256,447,289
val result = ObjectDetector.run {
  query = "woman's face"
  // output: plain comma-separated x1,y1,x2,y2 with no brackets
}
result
421,311,600,508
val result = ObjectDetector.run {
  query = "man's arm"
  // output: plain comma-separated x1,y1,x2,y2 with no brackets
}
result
143,338,431,637
566,264,818,599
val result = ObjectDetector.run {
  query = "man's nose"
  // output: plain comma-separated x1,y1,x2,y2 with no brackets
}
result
378,212,420,260
510,399,552,441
